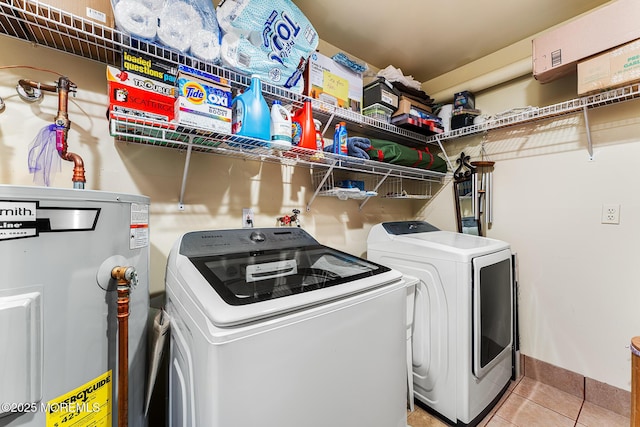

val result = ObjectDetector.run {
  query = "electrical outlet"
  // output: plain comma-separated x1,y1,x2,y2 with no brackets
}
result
601,204,620,224
242,208,254,228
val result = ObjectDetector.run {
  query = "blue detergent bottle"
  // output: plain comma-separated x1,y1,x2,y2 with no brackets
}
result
231,74,271,141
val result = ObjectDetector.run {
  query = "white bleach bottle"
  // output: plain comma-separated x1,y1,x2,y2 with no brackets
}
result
270,100,292,149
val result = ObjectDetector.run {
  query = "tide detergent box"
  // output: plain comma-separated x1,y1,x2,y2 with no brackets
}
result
175,76,232,134
107,66,176,122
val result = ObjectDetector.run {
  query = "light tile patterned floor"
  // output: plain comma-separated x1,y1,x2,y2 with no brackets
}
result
407,377,630,427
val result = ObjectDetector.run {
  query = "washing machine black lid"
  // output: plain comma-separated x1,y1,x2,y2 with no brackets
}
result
181,229,392,306
381,221,440,235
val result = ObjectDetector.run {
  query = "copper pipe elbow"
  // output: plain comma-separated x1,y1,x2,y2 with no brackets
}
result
60,151,86,186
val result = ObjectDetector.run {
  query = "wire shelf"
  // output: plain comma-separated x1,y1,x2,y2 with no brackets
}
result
381,177,433,200
424,82,640,143
310,170,381,201
110,113,447,182
0,0,437,148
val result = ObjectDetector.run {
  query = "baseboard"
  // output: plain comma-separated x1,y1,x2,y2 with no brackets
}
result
522,355,630,418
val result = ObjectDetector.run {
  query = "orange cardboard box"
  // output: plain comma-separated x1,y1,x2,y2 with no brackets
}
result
17,0,116,63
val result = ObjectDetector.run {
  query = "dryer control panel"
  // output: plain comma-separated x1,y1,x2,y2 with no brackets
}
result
382,221,440,235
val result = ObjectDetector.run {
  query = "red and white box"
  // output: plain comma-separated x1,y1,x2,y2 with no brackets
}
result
106,66,176,122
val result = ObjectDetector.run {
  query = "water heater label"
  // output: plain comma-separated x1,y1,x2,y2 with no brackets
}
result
130,203,149,249
45,370,112,427
0,201,38,240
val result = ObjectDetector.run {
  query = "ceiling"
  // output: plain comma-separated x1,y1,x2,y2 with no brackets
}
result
292,0,611,82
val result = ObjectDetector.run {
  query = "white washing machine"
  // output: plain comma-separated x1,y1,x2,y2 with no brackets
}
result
165,227,410,427
367,221,513,426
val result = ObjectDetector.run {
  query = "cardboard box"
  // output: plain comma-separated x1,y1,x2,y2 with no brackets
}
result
532,0,640,83
42,0,114,26
175,76,232,134
577,39,640,95
122,50,178,85
108,80,176,122
305,52,363,113
18,0,116,63
453,91,474,109
393,95,432,118
107,66,176,98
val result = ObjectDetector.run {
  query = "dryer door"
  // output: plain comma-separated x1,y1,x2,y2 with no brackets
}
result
472,249,513,378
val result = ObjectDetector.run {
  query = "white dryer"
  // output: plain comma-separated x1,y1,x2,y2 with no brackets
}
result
367,221,513,426
165,227,410,427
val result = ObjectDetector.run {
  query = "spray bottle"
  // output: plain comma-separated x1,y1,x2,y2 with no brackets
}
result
313,119,324,151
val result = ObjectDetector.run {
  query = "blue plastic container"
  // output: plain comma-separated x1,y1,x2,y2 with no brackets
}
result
231,75,271,141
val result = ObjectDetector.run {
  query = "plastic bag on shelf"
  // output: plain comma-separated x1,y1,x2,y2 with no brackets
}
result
186,0,222,62
217,0,318,92
112,0,222,60
112,0,163,40
377,65,422,91
156,0,203,52
220,31,305,92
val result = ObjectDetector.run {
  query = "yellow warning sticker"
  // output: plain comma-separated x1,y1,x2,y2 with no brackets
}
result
45,370,112,427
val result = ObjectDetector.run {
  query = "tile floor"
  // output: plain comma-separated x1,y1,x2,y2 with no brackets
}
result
406,376,630,427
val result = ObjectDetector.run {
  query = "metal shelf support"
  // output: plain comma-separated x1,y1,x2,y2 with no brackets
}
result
434,135,454,172
306,163,337,211
358,170,392,210
178,136,194,210
582,105,594,160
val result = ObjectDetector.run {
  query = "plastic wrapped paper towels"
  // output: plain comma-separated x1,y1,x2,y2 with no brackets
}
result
112,0,222,62
182,0,221,62
156,1,203,52
113,0,163,40
217,0,318,92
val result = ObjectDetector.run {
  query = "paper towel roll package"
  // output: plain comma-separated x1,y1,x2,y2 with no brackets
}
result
157,1,202,52
217,0,318,91
186,0,222,61
113,0,222,57
220,32,304,92
191,29,221,62
113,0,160,40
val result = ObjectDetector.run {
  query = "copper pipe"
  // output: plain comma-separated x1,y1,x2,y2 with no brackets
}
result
112,266,136,427
19,77,86,188
18,78,57,93
60,151,85,188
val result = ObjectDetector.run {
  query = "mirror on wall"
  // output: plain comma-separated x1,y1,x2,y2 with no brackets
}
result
453,152,482,236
